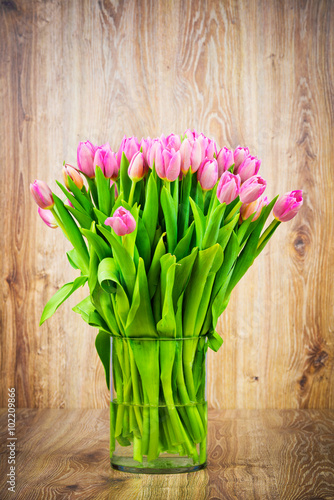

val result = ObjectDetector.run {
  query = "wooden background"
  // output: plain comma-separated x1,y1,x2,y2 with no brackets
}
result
1,0,333,410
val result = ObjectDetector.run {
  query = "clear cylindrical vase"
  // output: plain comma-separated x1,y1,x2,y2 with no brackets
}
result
110,336,208,474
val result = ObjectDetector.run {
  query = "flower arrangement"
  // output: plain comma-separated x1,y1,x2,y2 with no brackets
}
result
30,130,303,471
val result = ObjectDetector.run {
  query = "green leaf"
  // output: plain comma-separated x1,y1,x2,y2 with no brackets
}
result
142,174,158,246
95,330,111,390
95,166,111,216
147,232,166,299
97,225,136,298
93,207,111,228
161,186,177,254
98,258,120,293
172,248,198,309
66,249,80,270
157,255,177,337
202,203,226,249
217,213,239,251
207,331,224,352
66,204,93,229
174,222,194,261
136,217,151,269
183,244,219,337
189,197,206,249
40,276,88,325
226,197,277,297
81,223,112,261
178,170,192,239
120,152,131,200
56,181,89,215
53,194,90,274
67,177,93,213
72,296,95,322
125,258,157,338
256,219,281,256
194,272,216,336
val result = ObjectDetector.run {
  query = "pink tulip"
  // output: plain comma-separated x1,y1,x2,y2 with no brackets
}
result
166,133,181,151
217,171,241,204
233,146,249,170
63,164,84,190
30,180,54,209
235,155,261,182
140,137,152,167
155,146,181,181
94,143,119,179
38,207,58,228
128,151,146,180
179,138,202,173
105,206,136,236
273,190,303,222
197,134,217,161
184,128,199,140
240,195,268,222
117,136,140,166
148,139,163,169
77,140,96,178
239,175,267,204
216,147,234,177
198,158,218,190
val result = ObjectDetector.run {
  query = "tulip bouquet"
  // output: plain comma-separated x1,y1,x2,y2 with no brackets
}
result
30,130,302,471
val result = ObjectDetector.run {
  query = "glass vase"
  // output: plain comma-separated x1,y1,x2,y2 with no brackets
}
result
110,336,208,474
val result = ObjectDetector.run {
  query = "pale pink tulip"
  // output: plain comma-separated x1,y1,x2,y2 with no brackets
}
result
63,164,84,190
128,151,146,180
217,171,241,204
179,138,202,173
77,140,96,178
198,158,218,190
94,143,119,179
235,155,261,182
273,190,303,222
38,207,58,228
30,180,54,209
216,147,234,177
233,146,249,170
155,146,181,181
105,207,136,236
239,175,267,204
117,136,140,166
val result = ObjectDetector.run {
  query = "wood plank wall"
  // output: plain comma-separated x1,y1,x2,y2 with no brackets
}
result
1,0,333,409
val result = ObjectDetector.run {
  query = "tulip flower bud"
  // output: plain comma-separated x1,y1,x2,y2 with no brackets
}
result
148,139,162,169
105,206,136,236
128,151,146,181
38,207,58,228
140,137,152,167
233,146,250,170
217,171,241,204
273,190,303,222
179,139,192,173
77,140,96,178
63,164,84,190
166,133,181,151
155,147,181,181
217,147,234,177
184,128,199,140
240,195,268,222
235,155,261,182
198,158,218,191
94,143,119,179
117,136,140,166
30,180,54,209
239,175,267,204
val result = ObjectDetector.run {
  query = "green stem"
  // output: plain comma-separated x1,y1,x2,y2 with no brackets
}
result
128,180,137,206
257,219,281,250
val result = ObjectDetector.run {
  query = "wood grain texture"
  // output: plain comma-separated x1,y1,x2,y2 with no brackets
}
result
0,0,333,409
0,409,333,499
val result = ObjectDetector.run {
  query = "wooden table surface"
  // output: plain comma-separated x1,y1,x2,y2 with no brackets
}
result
0,409,333,499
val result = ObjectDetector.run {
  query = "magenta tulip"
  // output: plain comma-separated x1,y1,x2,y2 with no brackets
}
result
94,144,119,179
235,155,261,182
38,207,58,228
273,190,303,222
77,140,96,178
117,136,140,166
198,158,218,190
239,175,267,204
63,164,84,190
217,171,241,204
216,147,234,177
240,195,268,222
30,180,54,209
128,151,146,181
155,146,181,181
105,207,136,236
179,138,202,173
233,146,249,170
